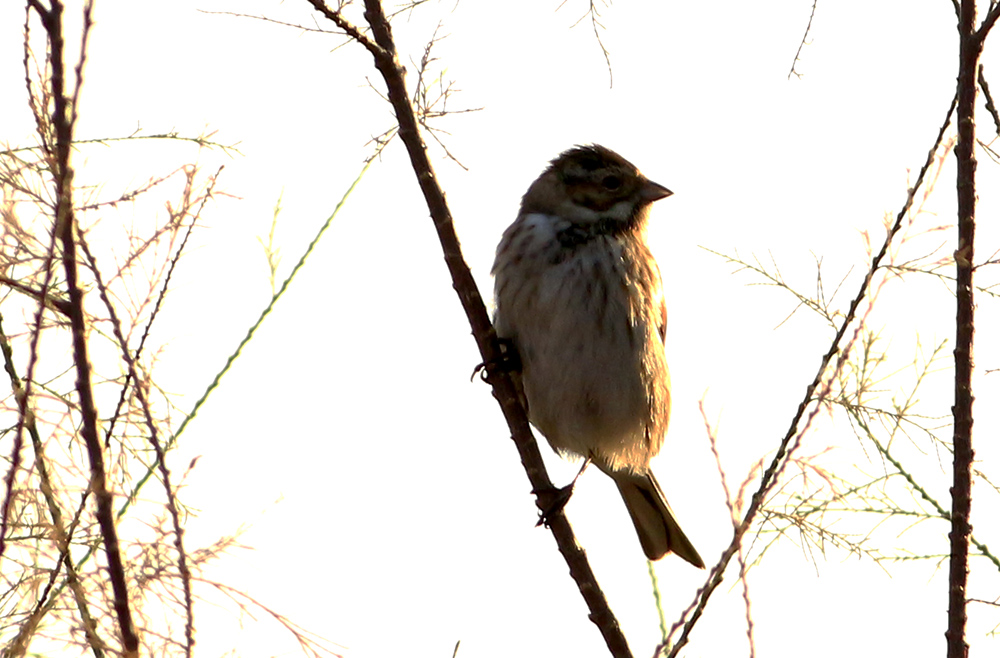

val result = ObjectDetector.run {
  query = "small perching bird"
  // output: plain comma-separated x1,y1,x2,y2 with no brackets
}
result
491,144,704,568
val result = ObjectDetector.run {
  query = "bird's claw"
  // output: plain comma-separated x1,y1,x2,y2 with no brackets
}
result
471,338,521,384
533,483,575,527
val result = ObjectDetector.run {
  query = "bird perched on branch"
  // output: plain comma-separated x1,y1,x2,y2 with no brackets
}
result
492,144,704,568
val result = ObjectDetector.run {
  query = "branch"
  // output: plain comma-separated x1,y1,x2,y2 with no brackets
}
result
978,64,1000,136
976,2,1000,43
568,1,613,87
303,0,633,654
302,0,385,57
5,7,67,573
663,90,961,658
788,0,819,79
947,0,979,656
0,313,108,657
79,203,206,656
29,0,142,653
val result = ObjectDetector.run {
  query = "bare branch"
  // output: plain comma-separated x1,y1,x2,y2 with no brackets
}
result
303,0,385,57
947,1,980,655
199,9,344,36
25,0,142,652
74,166,225,657
663,89,961,658
577,1,613,87
305,0,633,654
788,0,819,79
0,313,109,657
976,1,1000,42
702,402,756,658
978,64,1000,136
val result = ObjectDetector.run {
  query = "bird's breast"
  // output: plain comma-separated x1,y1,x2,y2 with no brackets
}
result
492,214,669,471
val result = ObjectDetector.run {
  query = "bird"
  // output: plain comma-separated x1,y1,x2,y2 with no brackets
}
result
491,144,704,568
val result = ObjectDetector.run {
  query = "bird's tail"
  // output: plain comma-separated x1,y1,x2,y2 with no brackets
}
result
611,470,705,568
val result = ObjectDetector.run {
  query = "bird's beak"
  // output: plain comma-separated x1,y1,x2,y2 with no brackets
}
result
641,179,673,203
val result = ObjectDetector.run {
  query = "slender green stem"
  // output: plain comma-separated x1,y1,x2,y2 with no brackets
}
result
118,158,373,519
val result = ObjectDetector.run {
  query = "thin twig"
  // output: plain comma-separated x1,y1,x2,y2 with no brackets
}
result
788,0,819,79
78,166,220,656
104,166,214,446
701,402,755,658
0,130,243,158
162,159,371,455
571,1,612,87
663,89,961,658
978,64,1000,135
0,313,108,658
199,9,343,35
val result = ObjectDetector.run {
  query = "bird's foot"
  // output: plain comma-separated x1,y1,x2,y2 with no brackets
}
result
533,458,592,527
533,482,576,527
471,337,521,384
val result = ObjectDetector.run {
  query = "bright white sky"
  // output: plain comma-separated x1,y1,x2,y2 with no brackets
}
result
3,0,1000,657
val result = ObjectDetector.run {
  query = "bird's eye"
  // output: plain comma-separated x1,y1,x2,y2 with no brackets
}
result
602,175,622,190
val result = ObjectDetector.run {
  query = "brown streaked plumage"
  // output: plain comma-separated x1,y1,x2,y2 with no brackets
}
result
492,145,704,568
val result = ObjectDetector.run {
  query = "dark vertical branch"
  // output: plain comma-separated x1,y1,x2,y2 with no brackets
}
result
948,1,983,657
26,0,141,654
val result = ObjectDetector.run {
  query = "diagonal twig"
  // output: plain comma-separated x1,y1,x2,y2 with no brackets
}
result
662,90,961,658
788,0,819,79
